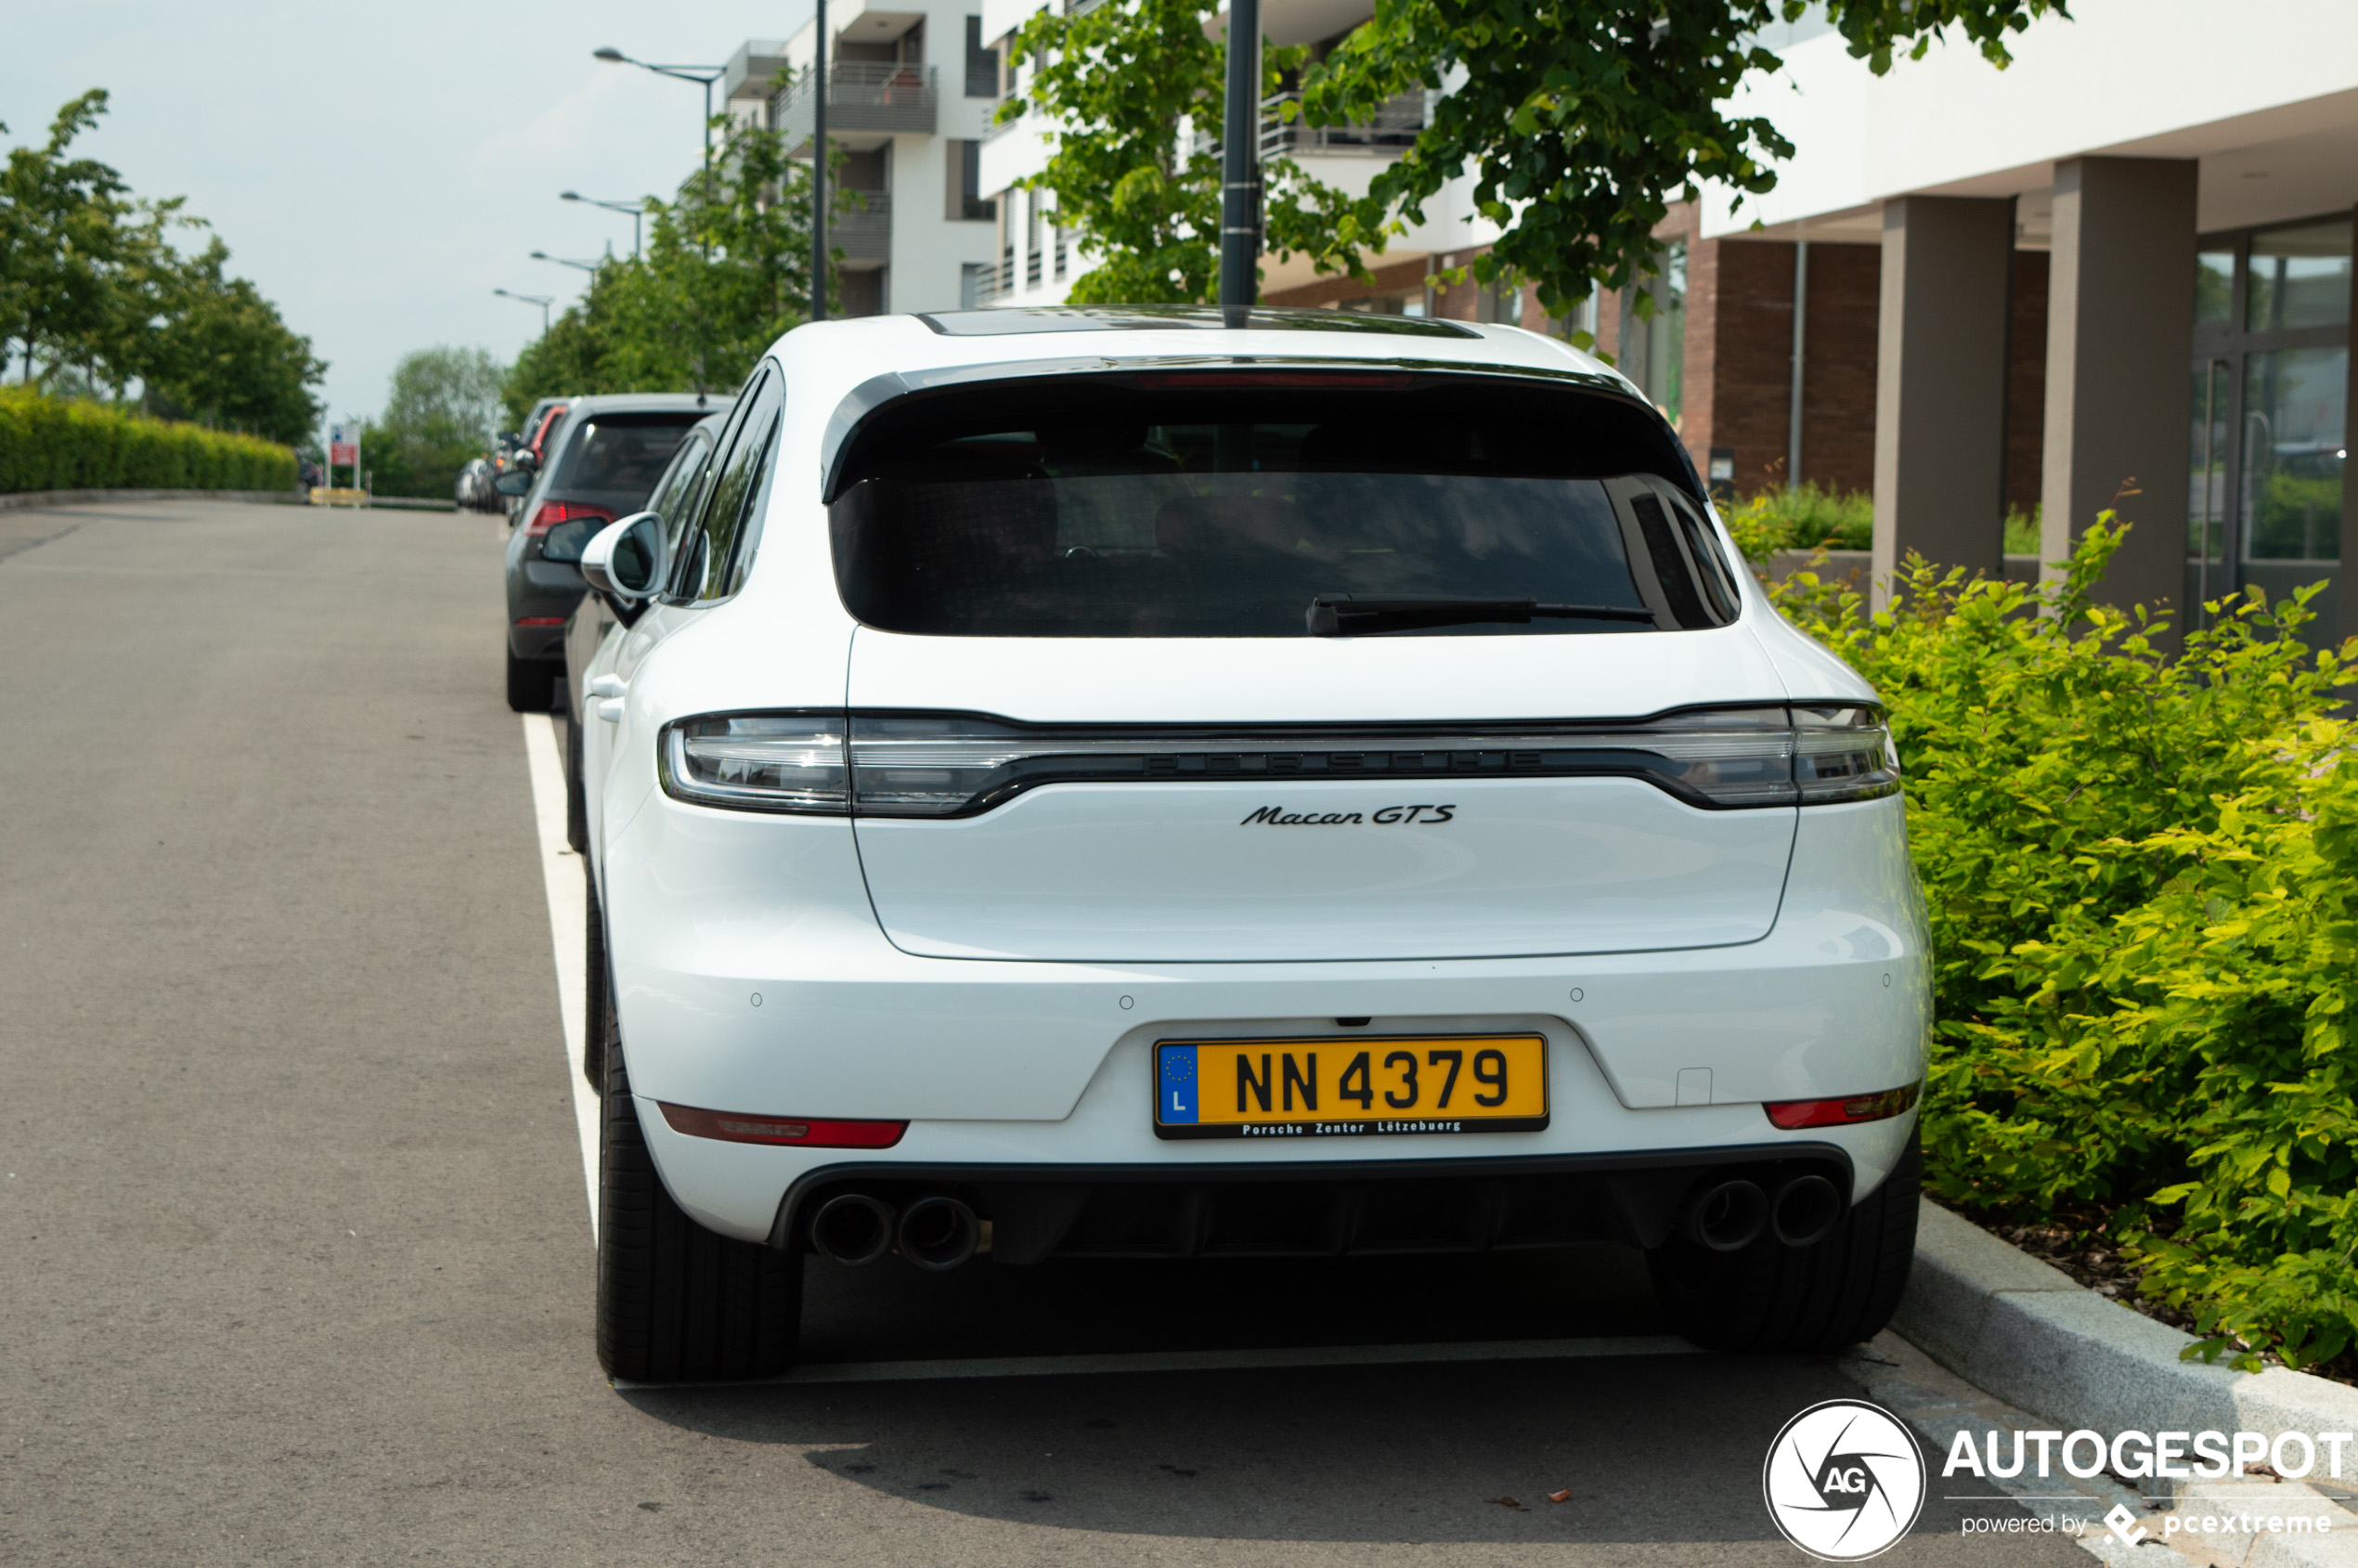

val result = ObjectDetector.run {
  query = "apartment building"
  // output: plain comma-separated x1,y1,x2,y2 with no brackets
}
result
976,0,1508,315
717,7,1007,317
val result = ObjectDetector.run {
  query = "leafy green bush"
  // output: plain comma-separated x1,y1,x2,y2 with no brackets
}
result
0,387,295,494
2002,503,2040,556
1773,523,2358,1371
1723,482,1873,560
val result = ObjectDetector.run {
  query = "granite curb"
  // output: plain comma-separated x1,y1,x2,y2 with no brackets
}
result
1896,1199,2358,1445
0,487,305,512
1892,1199,2358,1564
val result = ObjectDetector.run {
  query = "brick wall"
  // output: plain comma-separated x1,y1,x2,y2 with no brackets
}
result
1796,241,1881,499
1685,239,1802,496
1263,253,1432,311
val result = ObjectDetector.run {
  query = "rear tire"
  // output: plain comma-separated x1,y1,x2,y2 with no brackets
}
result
583,862,606,1094
564,712,589,853
1647,1130,1920,1354
505,649,554,712
595,979,802,1382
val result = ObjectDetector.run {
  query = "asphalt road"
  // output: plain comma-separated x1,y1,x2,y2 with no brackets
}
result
0,499,2083,1565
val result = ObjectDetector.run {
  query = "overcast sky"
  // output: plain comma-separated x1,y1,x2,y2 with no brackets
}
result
3,1,811,433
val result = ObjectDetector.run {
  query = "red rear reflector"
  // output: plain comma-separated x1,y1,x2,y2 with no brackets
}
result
658,1104,907,1148
513,616,565,627
1765,1082,1921,1130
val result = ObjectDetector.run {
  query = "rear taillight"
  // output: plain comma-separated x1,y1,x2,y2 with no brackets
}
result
658,1104,905,1147
522,500,613,537
656,705,1899,819
662,714,849,814
1765,1082,1921,1130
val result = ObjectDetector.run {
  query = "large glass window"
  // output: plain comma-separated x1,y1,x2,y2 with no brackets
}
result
2195,249,2235,326
1646,241,1687,425
2188,214,2351,636
2242,346,2346,564
2247,222,2352,332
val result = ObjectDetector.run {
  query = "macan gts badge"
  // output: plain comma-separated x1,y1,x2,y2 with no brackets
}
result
1239,803,1458,825
568,306,1931,1384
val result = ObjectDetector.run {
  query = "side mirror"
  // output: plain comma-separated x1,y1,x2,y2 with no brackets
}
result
493,469,535,497
580,512,667,603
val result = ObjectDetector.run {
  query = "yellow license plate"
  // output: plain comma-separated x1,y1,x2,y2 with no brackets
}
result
1154,1034,1549,1140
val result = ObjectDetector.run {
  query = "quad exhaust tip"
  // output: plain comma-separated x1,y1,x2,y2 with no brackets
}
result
1771,1173,1843,1249
810,1192,895,1266
897,1195,980,1272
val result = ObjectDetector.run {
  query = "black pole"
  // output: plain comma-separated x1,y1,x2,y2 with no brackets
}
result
810,0,829,322
1218,0,1262,327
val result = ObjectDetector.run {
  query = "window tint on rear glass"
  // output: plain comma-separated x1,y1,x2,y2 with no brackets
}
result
828,378,1727,637
675,368,784,603
548,413,703,507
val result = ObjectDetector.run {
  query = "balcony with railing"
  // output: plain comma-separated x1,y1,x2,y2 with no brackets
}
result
1190,88,1426,161
833,192,891,263
771,62,939,150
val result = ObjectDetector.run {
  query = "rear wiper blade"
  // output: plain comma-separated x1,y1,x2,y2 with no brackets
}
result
1307,595,1659,636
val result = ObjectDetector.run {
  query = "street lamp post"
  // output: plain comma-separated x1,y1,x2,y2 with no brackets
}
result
1218,0,1263,327
810,0,828,322
562,191,645,260
592,47,725,187
493,288,555,333
530,251,602,274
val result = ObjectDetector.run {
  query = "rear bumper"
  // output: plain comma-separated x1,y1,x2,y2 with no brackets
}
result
608,791,1929,1245
770,1141,1856,1262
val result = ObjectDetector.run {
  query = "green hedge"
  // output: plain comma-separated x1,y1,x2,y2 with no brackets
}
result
0,387,297,494
1775,523,2357,1372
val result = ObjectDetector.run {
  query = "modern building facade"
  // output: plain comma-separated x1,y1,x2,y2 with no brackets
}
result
719,5,1006,317
1637,0,2356,644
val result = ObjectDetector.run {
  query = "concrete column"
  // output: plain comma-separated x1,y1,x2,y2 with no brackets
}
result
2040,157,2198,636
1872,197,2015,600
2343,204,2358,645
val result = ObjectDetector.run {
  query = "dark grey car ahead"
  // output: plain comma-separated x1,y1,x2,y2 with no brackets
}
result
501,393,725,710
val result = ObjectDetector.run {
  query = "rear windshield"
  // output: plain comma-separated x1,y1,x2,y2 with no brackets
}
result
829,377,1732,637
548,412,705,509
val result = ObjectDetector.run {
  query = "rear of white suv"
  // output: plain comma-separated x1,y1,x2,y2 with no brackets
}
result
575,307,1927,1383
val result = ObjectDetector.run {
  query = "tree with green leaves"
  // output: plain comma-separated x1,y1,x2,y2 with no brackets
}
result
1301,0,2070,329
0,90,132,384
360,345,507,498
1,88,324,436
144,238,326,444
504,119,837,422
993,0,1379,304
997,0,2068,327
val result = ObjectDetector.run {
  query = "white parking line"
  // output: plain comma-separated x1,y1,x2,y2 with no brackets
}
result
613,1333,1704,1390
522,712,600,1238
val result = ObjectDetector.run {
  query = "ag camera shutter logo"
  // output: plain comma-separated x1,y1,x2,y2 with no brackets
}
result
1763,1399,1926,1561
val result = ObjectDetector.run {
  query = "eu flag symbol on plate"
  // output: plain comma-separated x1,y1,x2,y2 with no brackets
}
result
1158,1044,1198,1124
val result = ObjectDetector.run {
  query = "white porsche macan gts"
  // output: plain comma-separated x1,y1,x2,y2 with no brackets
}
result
567,305,1927,1383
